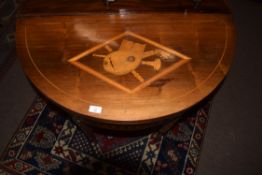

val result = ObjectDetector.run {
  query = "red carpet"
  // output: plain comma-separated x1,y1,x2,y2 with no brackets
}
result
0,97,210,175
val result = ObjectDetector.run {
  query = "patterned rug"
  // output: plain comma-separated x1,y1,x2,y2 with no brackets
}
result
0,97,210,175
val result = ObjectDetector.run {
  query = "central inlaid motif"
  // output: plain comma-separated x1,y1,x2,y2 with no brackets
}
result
68,31,191,93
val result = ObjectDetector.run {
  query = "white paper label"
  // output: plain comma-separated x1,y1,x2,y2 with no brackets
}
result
88,105,102,114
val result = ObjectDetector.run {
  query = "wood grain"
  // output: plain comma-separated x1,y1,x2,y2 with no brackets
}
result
16,0,235,124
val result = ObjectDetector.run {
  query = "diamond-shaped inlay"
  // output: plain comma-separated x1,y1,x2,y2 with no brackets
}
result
68,31,191,93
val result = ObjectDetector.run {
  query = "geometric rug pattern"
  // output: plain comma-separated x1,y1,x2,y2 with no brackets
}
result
0,97,210,175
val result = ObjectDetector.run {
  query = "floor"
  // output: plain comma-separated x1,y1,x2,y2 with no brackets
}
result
0,0,262,174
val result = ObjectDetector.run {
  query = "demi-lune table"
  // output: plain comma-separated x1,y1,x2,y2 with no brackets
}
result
16,0,235,130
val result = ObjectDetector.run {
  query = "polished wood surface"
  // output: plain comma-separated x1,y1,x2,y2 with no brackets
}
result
16,0,235,124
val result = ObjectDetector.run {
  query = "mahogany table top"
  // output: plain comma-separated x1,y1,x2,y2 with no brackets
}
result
16,0,235,124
